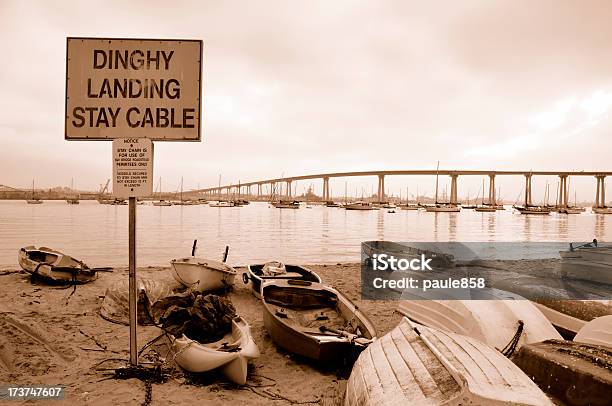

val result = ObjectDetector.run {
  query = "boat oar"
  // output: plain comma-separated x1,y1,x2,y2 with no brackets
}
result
222,246,229,263
318,326,372,346
91,267,114,273
191,239,198,256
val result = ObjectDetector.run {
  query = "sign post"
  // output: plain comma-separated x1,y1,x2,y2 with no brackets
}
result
128,196,137,365
65,37,203,367
112,137,154,365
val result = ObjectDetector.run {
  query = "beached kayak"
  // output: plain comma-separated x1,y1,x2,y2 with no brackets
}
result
172,316,259,385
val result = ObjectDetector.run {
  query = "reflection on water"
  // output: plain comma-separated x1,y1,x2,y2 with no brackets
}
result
0,201,610,267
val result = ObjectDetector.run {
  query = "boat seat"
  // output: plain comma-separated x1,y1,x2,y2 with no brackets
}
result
260,272,303,279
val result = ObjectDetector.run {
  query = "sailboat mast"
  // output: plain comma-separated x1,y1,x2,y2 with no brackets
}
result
434,161,440,204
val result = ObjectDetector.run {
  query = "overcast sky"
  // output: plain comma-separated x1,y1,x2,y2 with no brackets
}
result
1,0,611,201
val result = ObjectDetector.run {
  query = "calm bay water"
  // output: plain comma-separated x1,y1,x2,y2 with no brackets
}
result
1,200,611,268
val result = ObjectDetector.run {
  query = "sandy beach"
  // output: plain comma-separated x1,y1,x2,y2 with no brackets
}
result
0,263,402,405
1,259,610,405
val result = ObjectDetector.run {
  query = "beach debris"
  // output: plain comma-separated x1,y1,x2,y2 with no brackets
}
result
99,278,179,325
156,293,236,343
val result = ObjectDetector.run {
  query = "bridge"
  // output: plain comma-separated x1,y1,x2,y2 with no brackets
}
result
195,170,612,208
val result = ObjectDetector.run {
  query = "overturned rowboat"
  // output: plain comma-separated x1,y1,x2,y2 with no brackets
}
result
397,288,562,353
18,246,97,284
345,317,553,406
172,316,259,385
244,262,321,298
261,280,376,363
574,315,612,348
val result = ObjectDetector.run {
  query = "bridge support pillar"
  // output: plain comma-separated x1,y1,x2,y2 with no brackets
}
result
322,177,330,201
286,180,292,198
377,175,385,203
558,175,568,208
488,174,496,205
449,174,459,205
524,174,532,206
257,184,261,197
595,175,606,208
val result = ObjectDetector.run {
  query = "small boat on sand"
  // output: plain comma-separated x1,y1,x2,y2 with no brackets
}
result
244,262,322,298
170,258,236,292
172,316,259,385
345,317,553,406
261,280,376,362
18,246,97,284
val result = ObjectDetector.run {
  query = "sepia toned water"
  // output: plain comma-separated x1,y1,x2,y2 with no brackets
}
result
1,200,611,268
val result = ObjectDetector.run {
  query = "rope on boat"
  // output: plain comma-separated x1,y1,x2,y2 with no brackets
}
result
500,320,524,358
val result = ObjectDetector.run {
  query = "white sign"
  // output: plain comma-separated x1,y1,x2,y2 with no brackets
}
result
65,37,202,141
112,138,154,198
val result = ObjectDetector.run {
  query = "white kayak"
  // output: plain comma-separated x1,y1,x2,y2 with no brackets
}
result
397,289,561,352
574,315,612,348
172,316,259,385
170,258,236,292
345,317,553,406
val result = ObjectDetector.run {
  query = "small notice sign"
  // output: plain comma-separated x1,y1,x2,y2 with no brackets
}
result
112,138,154,198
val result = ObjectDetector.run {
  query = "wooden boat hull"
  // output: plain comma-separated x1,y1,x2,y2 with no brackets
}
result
345,317,553,406
18,246,96,284
170,258,236,291
399,205,419,210
26,199,43,204
245,264,322,298
261,280,376,363
397,291,562,351
592,207,612,214
172,316,259,384
514,340,611,406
